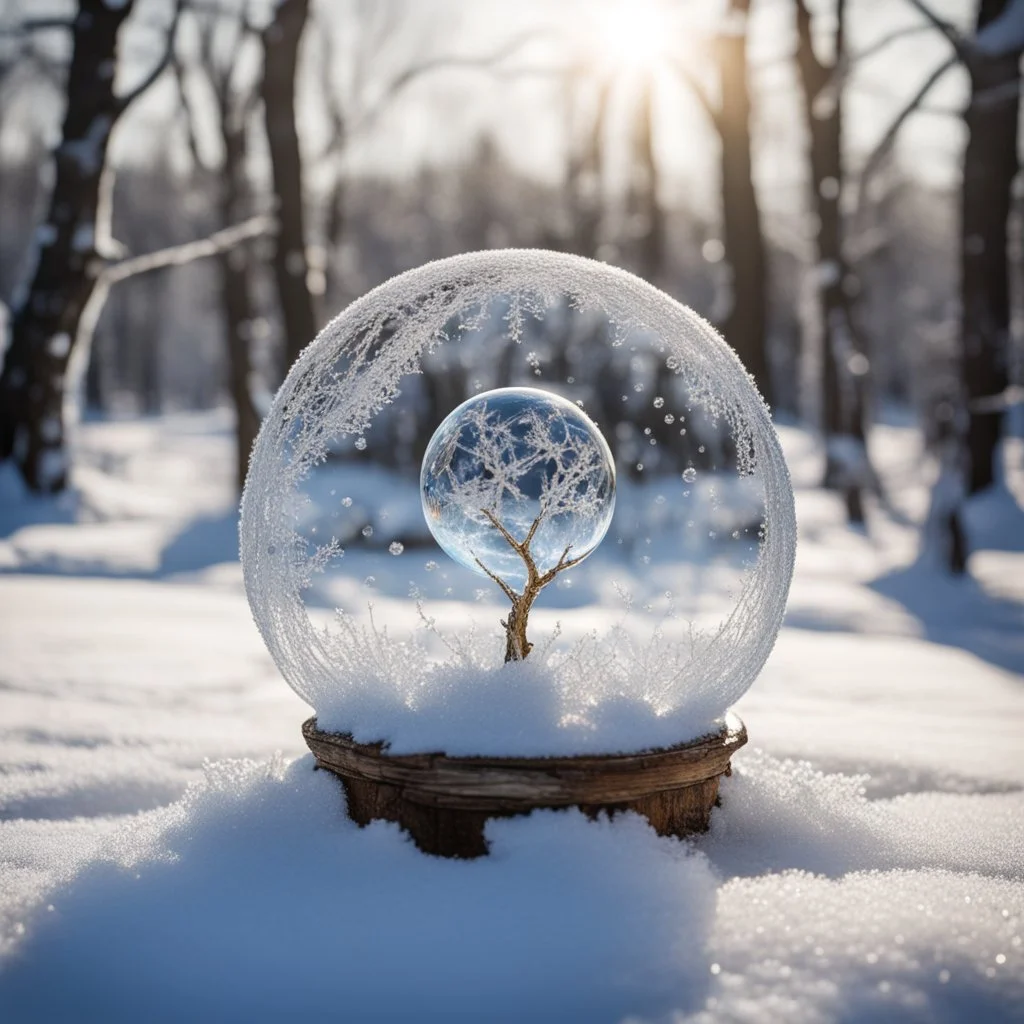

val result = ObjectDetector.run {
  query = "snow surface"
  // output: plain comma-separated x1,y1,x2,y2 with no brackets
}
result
1,413,1023,1022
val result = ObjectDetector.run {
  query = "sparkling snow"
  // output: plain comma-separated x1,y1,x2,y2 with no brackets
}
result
0,412,1022,1022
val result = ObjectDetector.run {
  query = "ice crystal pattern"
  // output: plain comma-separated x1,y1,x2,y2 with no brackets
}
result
421,388,615,590
239,249,796,748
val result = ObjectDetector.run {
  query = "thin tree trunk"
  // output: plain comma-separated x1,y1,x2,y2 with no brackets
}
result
961,0,1020,494
716,0,772,408
218,113,259,493
630,78,664,284
0,0,135,491
261,0,317,374
794,0,869,522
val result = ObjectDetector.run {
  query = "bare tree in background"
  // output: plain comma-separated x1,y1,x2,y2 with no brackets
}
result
674,0,772,408
624,78,664,284
176,5,263,492
856,0,1023,568
261,0,316,374
0,0,180,492
793,0,871,523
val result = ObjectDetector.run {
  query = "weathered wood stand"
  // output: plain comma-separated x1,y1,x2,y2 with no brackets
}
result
303,713,747,858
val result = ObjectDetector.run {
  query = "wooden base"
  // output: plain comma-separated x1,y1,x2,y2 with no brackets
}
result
302,714,747,858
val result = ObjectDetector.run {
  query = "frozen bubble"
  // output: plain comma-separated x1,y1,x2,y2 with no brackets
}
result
388,541,405,556
653,396,664,408
361,525,373,538
420,387,616,590
683,467,697,483
354,437,367,451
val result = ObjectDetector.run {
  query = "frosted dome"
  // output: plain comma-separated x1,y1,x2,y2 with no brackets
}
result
239,249,797,755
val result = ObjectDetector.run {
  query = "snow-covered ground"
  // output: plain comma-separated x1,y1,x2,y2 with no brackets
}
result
1,411,1022,1023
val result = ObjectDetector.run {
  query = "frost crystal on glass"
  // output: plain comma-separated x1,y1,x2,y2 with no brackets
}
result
239,249,797,755
421,388,615,590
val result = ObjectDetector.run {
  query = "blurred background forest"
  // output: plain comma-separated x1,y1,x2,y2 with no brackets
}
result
0,0,1020,572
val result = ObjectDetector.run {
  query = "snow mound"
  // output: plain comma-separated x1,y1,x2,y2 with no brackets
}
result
2,752,1021,1023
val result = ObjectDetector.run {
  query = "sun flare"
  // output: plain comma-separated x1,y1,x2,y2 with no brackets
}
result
588,0,675,73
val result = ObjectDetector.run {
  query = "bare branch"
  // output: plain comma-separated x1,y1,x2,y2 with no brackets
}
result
855,55,958,221
852,22,935,65
102,213,275,284
480,507,525,554
115,0,184,113
353,30,543,134
900,0,968,57
473,556,519,603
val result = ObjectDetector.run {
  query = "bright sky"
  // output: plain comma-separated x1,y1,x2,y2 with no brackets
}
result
2,0,983,219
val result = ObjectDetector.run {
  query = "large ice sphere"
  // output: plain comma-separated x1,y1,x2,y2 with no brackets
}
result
421,387,616,590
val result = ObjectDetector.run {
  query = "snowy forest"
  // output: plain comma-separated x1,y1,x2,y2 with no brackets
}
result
0,0,1023,1022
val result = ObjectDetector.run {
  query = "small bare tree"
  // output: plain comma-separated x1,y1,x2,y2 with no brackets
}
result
428,400,612,662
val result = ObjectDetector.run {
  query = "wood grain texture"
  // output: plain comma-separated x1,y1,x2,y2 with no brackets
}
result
303,714,746,858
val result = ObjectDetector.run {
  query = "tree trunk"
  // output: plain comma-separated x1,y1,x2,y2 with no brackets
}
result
793,0,870,522
629,78,664,284
716,0,772,408
0,0,135,491
218,111,259,494
961,0,1020,495
261,0,317,375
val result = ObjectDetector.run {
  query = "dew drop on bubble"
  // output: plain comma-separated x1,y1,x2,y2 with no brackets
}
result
419,387,615,589
361,525,373,537
683,467,697,483
653,396,664,408
389,541,404,556
341,497,353,507
354,437,367,451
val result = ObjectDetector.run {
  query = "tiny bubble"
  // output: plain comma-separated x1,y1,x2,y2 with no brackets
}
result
267,544,276,555
698,444,706,453
655,494,666,505
388,541,404,555
644,427,651,435
342,497,353,507
425,560,439,571
567,376,575,384
653,396,664,408
364,576,375,586
361,525,374,537
354,437,367,451
636,463,644,472
642,555,650,564
664,414,675,424
938,969,950,984
329,489,336,496
732,530,740,539
683,467,697,483
679,428,687,435
633,382,644,392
